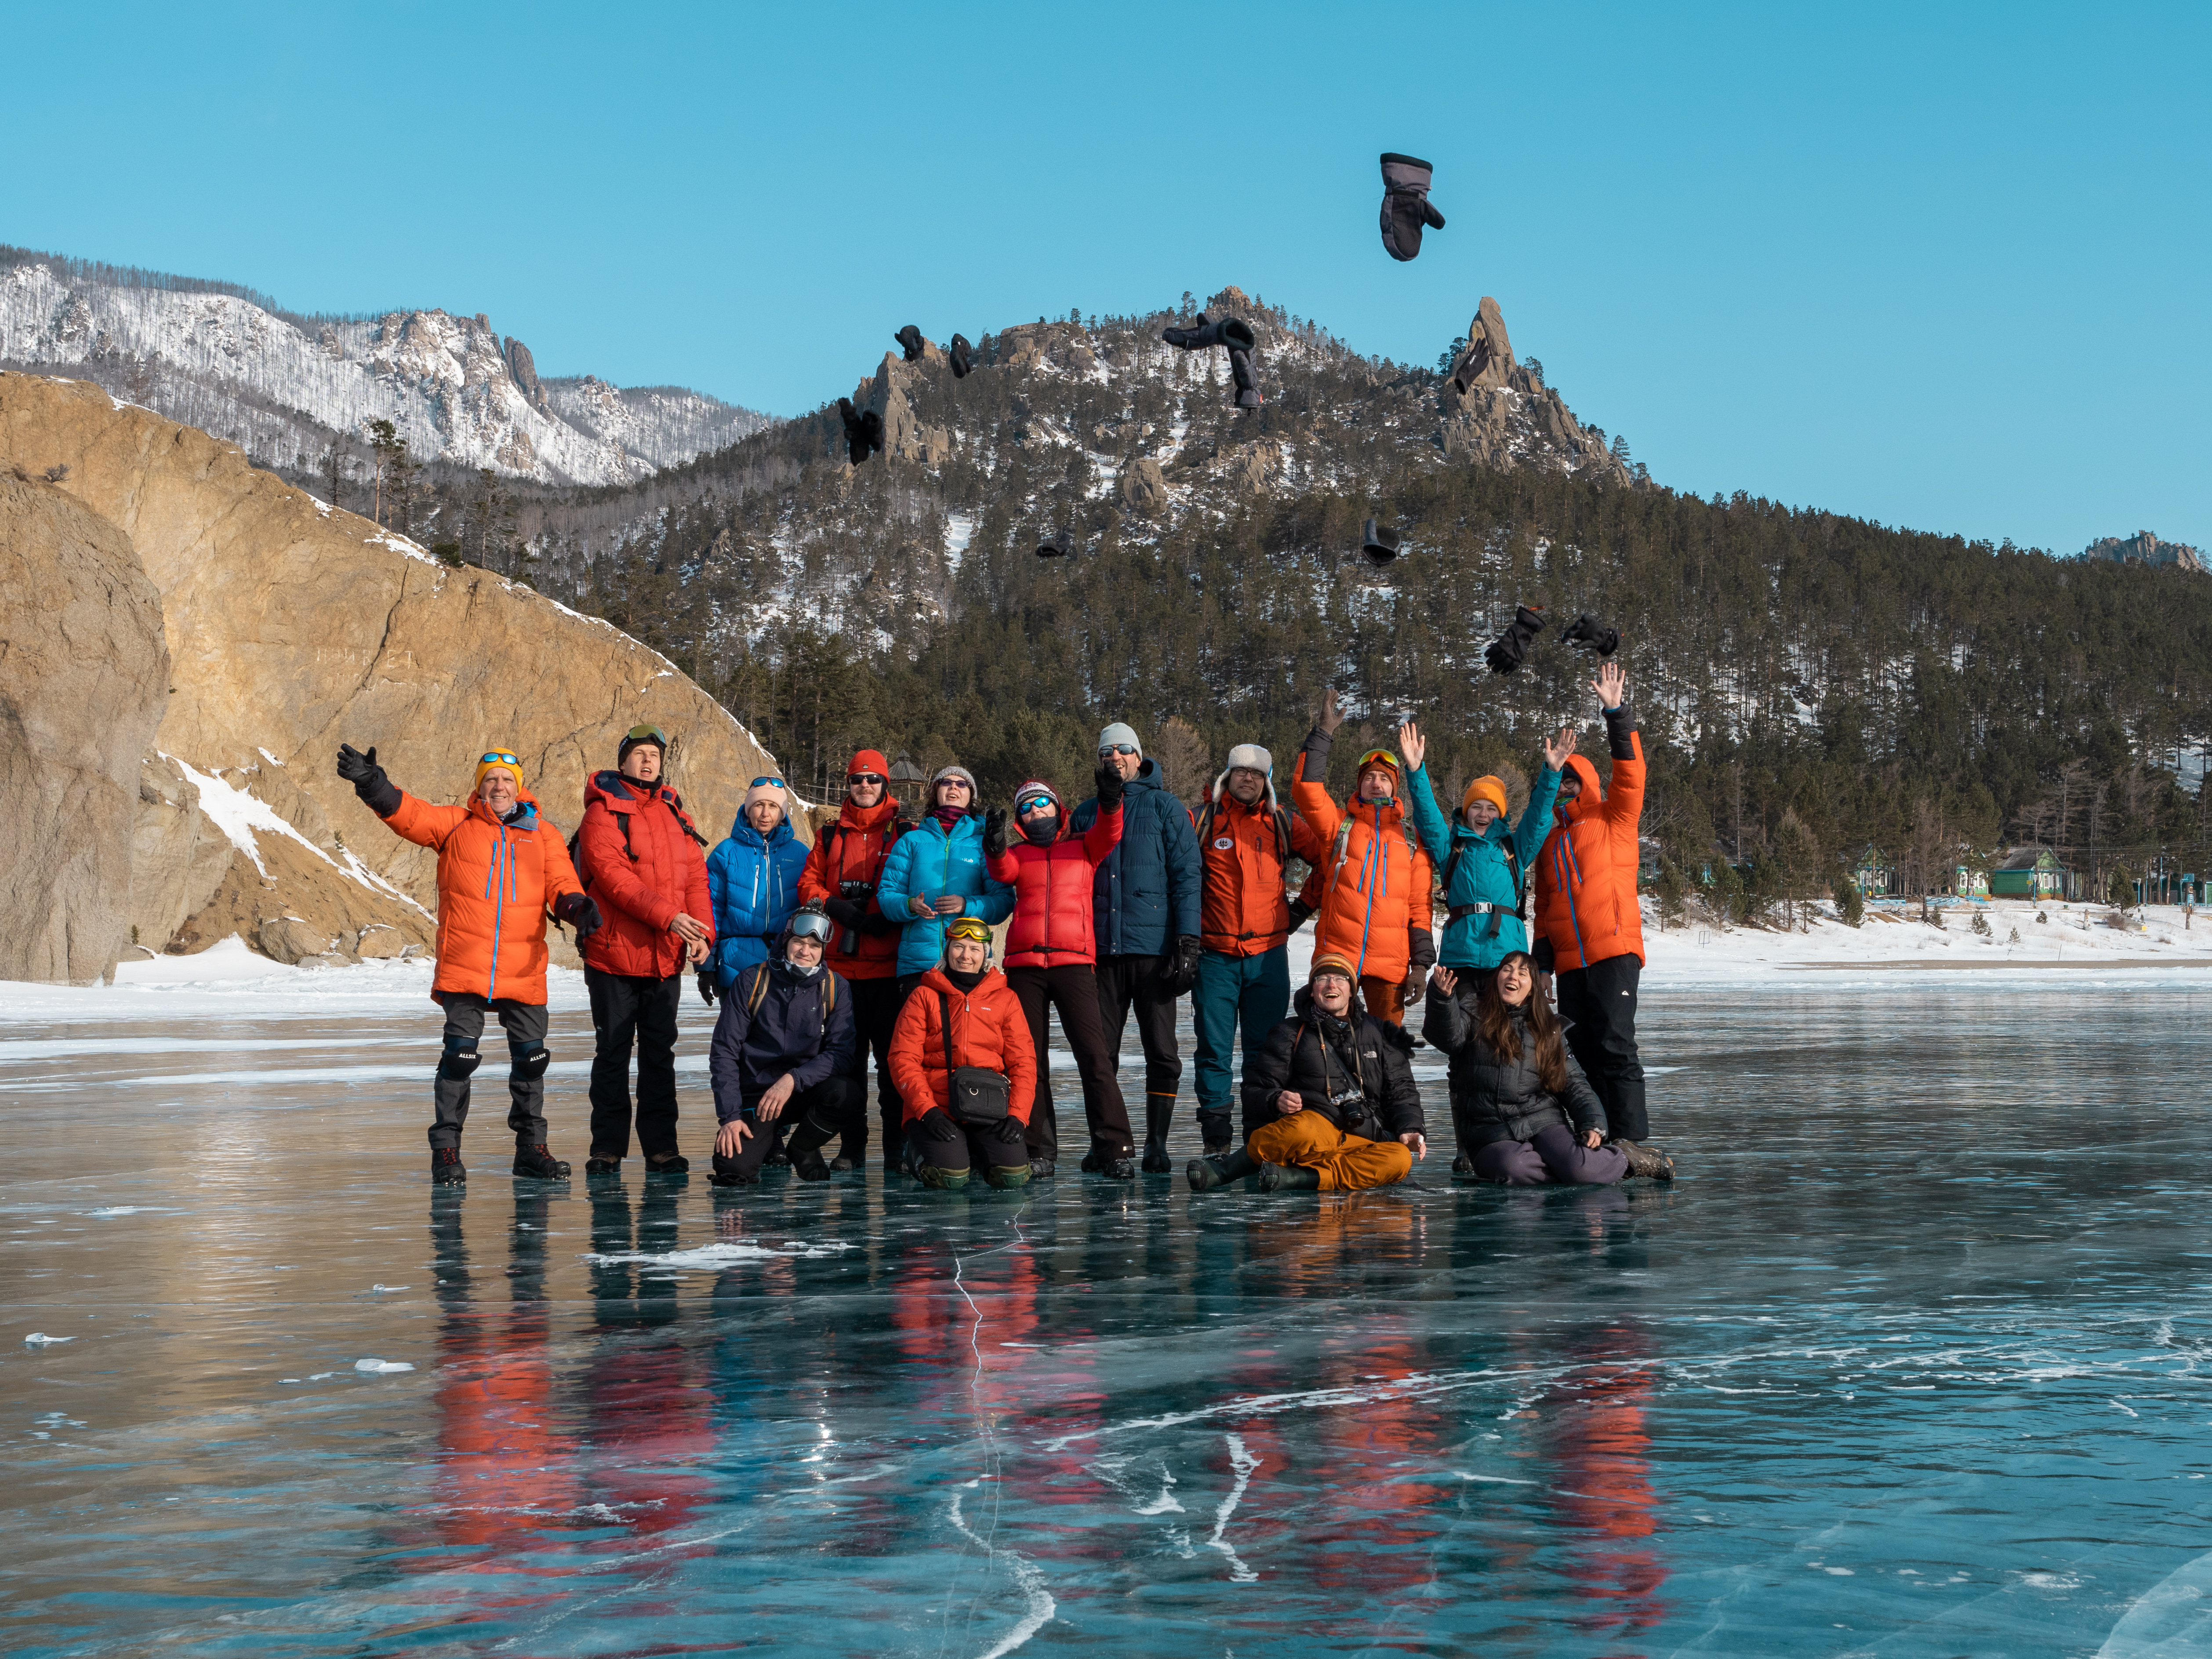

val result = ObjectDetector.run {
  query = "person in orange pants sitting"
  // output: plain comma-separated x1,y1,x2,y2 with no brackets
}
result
1186,953,1426,1193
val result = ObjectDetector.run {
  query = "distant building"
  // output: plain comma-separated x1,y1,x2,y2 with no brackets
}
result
2082,530,2205,574
887,750,928,806
1850,845,1892,896
1991,846,2068,898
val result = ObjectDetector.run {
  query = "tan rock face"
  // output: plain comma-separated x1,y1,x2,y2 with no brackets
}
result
0,373,792,972
0,468,171,983
1119,457,1170,515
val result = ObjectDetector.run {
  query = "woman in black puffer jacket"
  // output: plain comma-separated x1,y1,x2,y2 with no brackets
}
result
1422,949,1627,1186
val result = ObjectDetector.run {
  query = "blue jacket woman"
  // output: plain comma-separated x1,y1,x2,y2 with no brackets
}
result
706,779,811,987
1402,736,1572,973
876,766,1015,975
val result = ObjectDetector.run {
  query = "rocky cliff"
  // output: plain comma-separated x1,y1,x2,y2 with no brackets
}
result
0,373,792,982
2084,530,2204,574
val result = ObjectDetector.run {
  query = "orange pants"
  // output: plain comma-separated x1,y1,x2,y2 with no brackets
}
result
1249,1111,1413,1192
1361,975,1406,1026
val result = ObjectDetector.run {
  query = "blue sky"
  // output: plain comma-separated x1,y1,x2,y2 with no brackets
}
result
7,2,2205,556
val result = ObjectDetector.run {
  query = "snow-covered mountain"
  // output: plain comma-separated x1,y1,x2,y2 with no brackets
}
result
0,249,772,486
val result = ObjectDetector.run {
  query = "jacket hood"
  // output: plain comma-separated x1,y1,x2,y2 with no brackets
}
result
587,769,682,812
728,807,797,848
1125,757,1168,792
834,793,901,832
917,963,1006,998
1559,755,1603,824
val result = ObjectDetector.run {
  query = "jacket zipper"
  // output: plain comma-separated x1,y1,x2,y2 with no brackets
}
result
486,823,508,996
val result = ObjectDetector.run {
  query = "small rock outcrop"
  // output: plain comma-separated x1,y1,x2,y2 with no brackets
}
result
2084,530,2205,573
503,336,544,409
1119,457,1170,515
0,469,171,983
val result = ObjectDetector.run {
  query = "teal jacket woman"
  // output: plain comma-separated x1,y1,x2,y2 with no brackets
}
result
1400,722,1578,973
877,766,1015,975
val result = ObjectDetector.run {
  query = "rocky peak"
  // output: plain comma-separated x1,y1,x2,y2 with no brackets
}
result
503,336,544,408
2085,530,2204,573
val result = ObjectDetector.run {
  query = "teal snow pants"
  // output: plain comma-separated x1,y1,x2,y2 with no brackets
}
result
1192,945,1291,1147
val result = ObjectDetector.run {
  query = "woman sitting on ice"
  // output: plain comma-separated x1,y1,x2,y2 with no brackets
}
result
1422,950,1628,1186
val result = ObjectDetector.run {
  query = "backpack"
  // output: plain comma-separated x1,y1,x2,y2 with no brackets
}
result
740,962,838,1024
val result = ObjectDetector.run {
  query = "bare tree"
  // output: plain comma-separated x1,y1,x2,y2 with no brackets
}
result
1152,716,1211,807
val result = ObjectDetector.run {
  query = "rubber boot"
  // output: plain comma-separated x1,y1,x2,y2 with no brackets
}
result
513,1142,571,1180
432,1145,466,1184
1187,1145,1260,1191
1258,1161,1321,1193
786,1113,838,1183
983,1161,1033,1190
1196,1107,1234,1157
1141,1093,1176,1173
919,1163,970,1191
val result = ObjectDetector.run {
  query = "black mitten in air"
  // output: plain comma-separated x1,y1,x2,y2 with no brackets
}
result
1483,604,1547,675
1379,152,1445,262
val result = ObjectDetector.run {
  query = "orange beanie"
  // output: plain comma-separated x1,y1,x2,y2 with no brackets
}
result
1462,776,1508,816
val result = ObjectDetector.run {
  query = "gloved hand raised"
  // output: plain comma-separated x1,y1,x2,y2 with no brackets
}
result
1093,762,1125,812
918,1107,963,1144
556,892,603,944
335,743,399,814
983,808,1007,859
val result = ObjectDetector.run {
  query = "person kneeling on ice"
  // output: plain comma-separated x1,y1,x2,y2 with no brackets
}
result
335,742,602,1183
1423,952,1625,1187
886,916,1036,1190
707,903,862,1186
1189,954,1424,1193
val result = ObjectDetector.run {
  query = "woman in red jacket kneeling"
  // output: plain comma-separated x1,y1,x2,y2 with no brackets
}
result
887,918,1036,1190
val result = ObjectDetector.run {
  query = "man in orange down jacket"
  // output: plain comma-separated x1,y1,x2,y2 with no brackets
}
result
1190,742,1330,1157
577,724,714,1180
886,917,1035,1190
796,748,911,1172
1289,689,1436,1025
337,741,602,1183
1533,661,1671,1179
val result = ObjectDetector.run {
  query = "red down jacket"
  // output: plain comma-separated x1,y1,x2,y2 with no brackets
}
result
576,770,714,980
795,794,908,981
984,787,1123,969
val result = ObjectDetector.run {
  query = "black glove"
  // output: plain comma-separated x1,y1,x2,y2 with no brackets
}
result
1228,347,1261,410
1160,313,1257,352
556,892,603,944
1037,530,1073,558
1531,936,1555,974
698,970,719,1006
823,896,866,929
918,1107,963,1144
983,808,1007,859
895,323,925,363
1484,604,1547,676
949,333,973,378
988,1114,1028,1145
1561,614,1621,658
838,398,885,466
335,743,399,814
1094,762,1125,812
1288,898,1314,932
1162,935,1202,993
1379,152,1445,262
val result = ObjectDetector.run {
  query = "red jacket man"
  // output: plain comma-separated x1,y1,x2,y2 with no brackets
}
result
794,749,912,1169
575,726,714,1178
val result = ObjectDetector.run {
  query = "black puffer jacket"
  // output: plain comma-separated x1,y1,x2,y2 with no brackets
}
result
1241,985,1423,1144
1422,987,1605,1149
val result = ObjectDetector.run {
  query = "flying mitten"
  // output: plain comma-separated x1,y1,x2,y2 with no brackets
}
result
1379,152,1445,262
838,398,884,466
949,333,973,378
1483,604,1547,675
1161,314,1257,352
1228,346,1262,409
895,324,925,363
1037,530,1072,558
1361,519,1402,564
1561,614,1621,657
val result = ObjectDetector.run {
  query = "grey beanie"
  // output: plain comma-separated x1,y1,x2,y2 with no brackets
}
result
930,764,977,794
1098,721,1142,755
1225,743,1273,776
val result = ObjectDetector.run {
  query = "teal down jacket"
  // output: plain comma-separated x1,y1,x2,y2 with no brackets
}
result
1402,762,1562,972
875,810,1015,975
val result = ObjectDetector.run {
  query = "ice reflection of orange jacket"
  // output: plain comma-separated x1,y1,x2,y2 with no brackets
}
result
381,786,585,1003
1533,719,1645,973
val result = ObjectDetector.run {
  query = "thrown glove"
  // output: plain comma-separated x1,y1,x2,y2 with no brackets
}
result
1379,152,1445,262
1094,761,1125,812
988,1114,1028,1145
1037,530,1072,558
334,742,400,814
895,324,925,363
949,333,973,378
837,398,885,467
1228,346,1261,410
1483,604,1547,675
983,807,1007,860
1561,614,1620,657
556,892,603,944
1160,313,1257,352
1162,934,1202,993
698,970,719,1006
918,1107,963,1144
1361,518,1402,564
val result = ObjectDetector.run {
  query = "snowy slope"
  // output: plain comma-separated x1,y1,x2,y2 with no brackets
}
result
0,254,770,486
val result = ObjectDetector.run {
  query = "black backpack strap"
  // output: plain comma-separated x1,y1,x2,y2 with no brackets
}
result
937,989,958,1071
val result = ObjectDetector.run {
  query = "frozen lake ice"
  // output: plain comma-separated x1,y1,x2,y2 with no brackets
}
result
7,965,2212,1656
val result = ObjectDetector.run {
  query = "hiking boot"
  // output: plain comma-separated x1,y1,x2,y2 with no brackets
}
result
1450,1153,1478,1183
829,1156,857,1173
1258,1161,1320,1193
431,1146,466,1185
1081,1149,1137,1180
1028,1158,1056,1179
513,1144,570,1180
792,1148,834,1182
708,1162,757,1188
645,1152,689,1176
1609,1139,1675,1181
584,1154,621,1179
1187,1147,1260,1191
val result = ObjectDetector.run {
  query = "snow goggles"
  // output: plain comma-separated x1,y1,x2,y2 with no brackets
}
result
1356,749,1401,773
1017,793,1057,815
785,910,835,944
624,724,668,748
479,750,521,767
750,776,785,789
944,916,993,944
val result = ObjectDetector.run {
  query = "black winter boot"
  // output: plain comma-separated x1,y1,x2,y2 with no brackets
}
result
432,1146,466,1184
763,1121,792,1169
1080,1148,1137,1180
645,1152,689,1177
1450,1153,1477,1182
1028,1157,1056,1179
1187,1146,1260,1191
785,1114,838,1182
585,1154,621,1179
513,1143,570,1180
1258,1161,1321,1193
1610,1139,1675,1181
1141,1094,1176,1173
709,1155,756,1188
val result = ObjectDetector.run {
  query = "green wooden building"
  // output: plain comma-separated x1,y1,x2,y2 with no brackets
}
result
1991,846,2068,898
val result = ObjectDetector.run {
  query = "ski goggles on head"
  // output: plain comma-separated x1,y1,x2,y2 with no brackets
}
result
1356,749,1401,773
785,909,835,945
750,776,786,790
944,916,993,944
1016,792,1057,816
624,724,668,748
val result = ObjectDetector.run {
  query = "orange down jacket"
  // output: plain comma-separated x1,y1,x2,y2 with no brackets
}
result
1289,733,1434,983
1197,768,1330,957
381,787,585,1005
1533,729,1646,973
888,966,1037,1124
